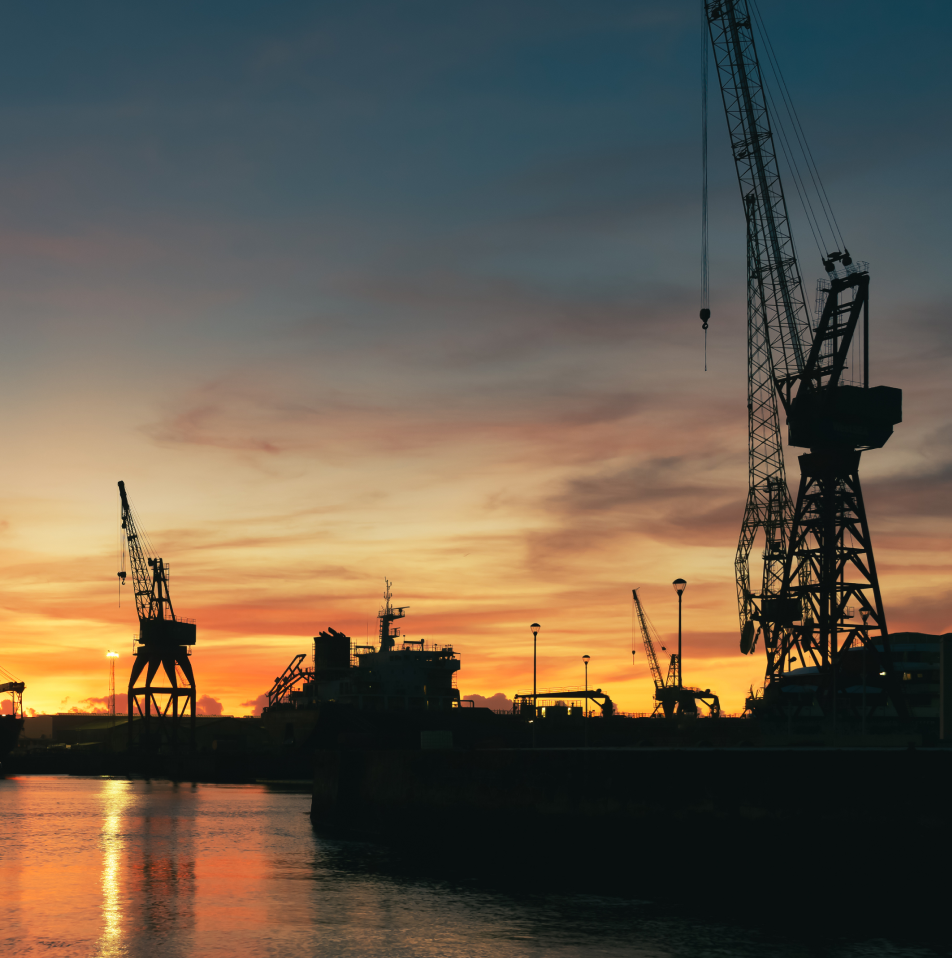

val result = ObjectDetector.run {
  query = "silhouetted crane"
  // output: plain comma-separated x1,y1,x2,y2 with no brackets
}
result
632,589,719,718
118,481,197,748
705,2,904,716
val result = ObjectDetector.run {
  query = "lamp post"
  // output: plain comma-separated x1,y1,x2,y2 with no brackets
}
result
530,622,541,716
582,654,591,747
530,623,540,747
672,579,687,689
861,609,869,737
582,654,590,716
107,651,119,723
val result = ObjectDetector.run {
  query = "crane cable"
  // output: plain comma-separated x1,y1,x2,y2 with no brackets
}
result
749,0,846,259
703,2,849,361
631,597,636,660
118,490,124,607
700,0,710,370
0,663,20,683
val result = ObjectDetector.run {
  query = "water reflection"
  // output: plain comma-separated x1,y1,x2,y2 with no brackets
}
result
0,778,940,958
97,779,132,957
134,783,197,955
94,779,199,957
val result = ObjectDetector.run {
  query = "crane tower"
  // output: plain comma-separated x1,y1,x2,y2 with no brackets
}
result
705,2,904,714
118,481,197,747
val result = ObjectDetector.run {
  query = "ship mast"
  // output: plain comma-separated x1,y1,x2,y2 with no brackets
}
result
377,579,408,653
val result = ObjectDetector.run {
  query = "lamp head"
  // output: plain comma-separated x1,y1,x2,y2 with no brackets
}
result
530,622,540,637
582,654,590,664
672,578,687,596
106,651,119,659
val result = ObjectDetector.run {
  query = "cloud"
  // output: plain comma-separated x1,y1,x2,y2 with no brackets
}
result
462,692,512,712
241,693,269,717
138,367,657,463
330,269,697,368
79,695,126,715
526,451,745,568
550,456,734,514
865,461,952,520
880,588,952,636
196,695,224,716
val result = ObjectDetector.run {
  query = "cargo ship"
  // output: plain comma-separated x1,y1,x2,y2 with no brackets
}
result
265,580,460,714
260,581,473,751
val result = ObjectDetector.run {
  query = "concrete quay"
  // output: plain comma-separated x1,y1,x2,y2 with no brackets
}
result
311,744,952,902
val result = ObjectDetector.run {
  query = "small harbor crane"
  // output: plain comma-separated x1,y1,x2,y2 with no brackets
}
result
633,588,677,717
118,481,197,749
632,589,719,718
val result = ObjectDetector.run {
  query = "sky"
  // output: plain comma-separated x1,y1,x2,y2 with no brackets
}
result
1,0,950,717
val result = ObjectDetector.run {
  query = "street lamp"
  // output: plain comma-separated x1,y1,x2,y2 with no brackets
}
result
582,655,590,717
582,654,591,747
672,579,687,689
107,651,119,722
530,623,540,717
861,609,870,736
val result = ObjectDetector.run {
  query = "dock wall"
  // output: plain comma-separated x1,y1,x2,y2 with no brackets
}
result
312,747,952,887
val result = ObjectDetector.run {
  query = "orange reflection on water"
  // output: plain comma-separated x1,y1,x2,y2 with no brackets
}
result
97,779,132,957
4,775,904,955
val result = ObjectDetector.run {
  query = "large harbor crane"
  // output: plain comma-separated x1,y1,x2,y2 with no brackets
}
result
705,2,903,714
118,481,198,748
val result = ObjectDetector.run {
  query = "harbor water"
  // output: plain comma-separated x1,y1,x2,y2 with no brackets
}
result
0,775,943,957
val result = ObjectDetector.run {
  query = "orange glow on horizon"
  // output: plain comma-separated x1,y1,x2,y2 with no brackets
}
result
3,391,949,719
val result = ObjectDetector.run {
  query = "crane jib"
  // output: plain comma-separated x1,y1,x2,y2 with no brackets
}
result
117,480,187,628
708,0,812,379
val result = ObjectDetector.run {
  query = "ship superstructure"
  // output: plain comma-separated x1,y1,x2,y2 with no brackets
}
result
265,581,460,714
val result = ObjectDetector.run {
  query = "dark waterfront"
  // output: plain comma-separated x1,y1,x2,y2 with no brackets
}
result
0,775,945,957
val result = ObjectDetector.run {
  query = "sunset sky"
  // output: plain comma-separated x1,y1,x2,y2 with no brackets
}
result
1,1,950,717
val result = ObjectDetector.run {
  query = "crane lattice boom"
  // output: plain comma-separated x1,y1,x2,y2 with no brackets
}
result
632,589,665,690
119,480,176,624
